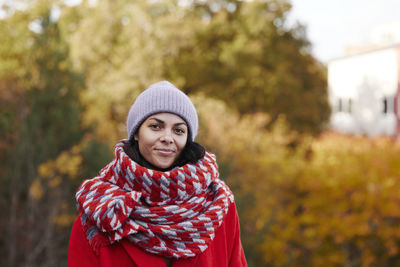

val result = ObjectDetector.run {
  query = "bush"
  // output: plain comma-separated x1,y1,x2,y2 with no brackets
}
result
194,96,400,266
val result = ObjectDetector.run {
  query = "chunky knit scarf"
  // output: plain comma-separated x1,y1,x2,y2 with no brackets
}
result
76,140,234,258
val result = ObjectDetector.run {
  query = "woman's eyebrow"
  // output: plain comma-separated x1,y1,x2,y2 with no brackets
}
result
149,118,164,123
148,118,187,126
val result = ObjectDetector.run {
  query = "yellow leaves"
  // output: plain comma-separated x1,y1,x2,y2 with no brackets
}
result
55,148,82,178
30,145,83,232
54,214,76,228
38,145,82,181
35,145,83,200
38,161,54,178
49,176,62,188
304,227,316,239
193,94,291,164
222,129,400,266
29,179,43,200
79,87,135,144
383,177,395,189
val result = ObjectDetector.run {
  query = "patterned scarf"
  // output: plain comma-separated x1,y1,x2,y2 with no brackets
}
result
76,140,234,258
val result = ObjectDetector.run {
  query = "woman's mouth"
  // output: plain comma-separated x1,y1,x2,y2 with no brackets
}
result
155,148,175,156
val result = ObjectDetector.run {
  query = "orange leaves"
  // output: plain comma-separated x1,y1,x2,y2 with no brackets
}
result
254,132,400,266
195,105,400,266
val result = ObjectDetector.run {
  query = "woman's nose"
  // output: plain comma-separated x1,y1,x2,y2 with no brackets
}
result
160,131,173,143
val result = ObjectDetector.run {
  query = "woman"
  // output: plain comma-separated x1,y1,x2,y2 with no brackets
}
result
68,81,247,267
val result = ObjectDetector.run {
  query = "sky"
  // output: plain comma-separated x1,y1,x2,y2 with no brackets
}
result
287,0,400,63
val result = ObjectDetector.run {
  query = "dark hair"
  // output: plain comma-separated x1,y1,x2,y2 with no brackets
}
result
123,137,206,171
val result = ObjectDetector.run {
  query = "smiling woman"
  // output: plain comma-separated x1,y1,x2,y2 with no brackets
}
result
67,81,247,267
133,113,188,170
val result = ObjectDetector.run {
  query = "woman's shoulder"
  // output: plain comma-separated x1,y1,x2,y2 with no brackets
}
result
220,201,241,236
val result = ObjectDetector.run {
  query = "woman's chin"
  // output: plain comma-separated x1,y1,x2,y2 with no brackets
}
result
151,158,175,170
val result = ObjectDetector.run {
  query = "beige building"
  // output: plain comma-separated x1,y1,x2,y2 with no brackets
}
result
328,44,400,137
328,22,400,137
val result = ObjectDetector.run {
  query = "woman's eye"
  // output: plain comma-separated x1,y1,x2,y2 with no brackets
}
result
149,124,161,130
174,128,185,135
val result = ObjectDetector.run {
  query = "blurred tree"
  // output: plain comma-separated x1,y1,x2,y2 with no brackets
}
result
257,133,400,266
162,0,330,135
67,0,329,136
67,0,168,145
0,1,342,266
0,1,87,265
192,94,303,266
194,95,400,267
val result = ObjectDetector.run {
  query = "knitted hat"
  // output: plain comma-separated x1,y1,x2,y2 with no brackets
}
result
126,81,198,141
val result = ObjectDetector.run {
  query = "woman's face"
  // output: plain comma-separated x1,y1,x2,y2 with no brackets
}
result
135,113,188,170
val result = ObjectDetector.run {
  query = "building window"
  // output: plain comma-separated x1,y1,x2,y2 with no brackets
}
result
383,97,388,114
336,98,352,113
338,98,342,112
383,96,395,114
348,99,352,113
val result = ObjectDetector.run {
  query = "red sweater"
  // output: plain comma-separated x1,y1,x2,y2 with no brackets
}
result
68,202,247,267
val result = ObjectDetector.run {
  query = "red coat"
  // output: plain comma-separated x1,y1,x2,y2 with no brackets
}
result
68,202,247,267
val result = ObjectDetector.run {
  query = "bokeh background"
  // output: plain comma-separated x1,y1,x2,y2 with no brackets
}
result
1,0,400,266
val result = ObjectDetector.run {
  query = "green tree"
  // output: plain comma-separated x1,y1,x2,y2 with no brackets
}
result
162,0,330,134
0,1,86,265
67,0,329,135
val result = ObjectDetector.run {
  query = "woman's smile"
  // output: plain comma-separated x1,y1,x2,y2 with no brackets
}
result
155,148,176,156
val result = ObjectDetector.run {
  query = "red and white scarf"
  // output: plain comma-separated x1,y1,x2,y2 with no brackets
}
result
76,140,234,258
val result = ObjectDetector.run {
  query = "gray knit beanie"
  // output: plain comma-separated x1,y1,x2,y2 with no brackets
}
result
126,81,198,141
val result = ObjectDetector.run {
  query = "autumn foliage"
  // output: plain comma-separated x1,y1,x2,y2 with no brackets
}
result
196,98,400,266
1,1,400,267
